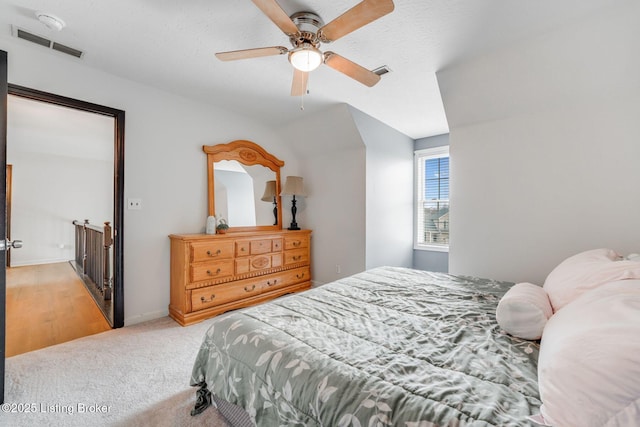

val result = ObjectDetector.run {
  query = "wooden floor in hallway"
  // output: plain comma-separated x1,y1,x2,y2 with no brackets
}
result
5,262,112,357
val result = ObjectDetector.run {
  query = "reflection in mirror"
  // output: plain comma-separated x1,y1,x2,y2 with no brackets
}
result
204,140,284,232
214,160,277,227
261,180,278,225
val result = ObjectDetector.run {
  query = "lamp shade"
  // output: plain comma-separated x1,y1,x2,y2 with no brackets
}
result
261,180,277,201
281,176,307,197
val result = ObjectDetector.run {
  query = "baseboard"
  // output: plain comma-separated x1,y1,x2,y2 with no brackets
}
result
124,309,168,327
10,258,72,267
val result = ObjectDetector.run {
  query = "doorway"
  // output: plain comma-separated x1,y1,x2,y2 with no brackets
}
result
6,85,125,335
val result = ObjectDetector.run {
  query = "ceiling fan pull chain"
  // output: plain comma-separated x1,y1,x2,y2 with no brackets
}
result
300,75,306,110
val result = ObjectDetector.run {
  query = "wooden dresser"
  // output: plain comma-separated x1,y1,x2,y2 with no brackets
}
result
169,229,311,326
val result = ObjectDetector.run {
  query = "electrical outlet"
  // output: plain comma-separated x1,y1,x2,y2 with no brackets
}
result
336,264,341,274
128,198,142,210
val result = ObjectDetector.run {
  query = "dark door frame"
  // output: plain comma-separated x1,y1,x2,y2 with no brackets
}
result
1,48,8,405
7,84,125,329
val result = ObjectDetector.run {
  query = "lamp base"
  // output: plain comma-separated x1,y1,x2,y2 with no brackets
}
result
288,196,300,231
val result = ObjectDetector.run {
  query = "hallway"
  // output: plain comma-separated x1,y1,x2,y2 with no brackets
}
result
5,262,111,357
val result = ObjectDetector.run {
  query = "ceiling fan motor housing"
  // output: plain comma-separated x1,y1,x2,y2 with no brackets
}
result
289,12,324,48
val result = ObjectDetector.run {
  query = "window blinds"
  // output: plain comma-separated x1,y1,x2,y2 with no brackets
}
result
416,149,449,247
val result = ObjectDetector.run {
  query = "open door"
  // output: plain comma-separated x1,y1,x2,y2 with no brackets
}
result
1,49,8,404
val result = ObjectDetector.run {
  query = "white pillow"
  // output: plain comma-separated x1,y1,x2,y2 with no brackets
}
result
537,280,640,427
627,253,640,262
543,248,640,311
496,282,552,340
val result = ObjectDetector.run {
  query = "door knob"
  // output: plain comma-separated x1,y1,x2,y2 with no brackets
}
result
0,239,23,251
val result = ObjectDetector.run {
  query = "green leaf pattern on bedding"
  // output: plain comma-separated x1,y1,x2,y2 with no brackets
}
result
191,267,541,426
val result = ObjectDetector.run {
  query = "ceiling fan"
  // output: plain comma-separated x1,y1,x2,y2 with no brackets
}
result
215,0,395,96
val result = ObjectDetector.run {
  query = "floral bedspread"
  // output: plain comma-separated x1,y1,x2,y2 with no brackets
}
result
190,267,541,426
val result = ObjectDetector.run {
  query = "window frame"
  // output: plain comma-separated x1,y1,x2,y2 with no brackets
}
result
414,146,450,252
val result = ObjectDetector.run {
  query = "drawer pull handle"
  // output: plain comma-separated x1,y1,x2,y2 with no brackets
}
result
267,280,278,287
206,268,221,276
200,294,216,303
241,247,246,251
293,241,301,247
293,255,302,261
206,249,222,257
296,273,305,279
244,284,256,292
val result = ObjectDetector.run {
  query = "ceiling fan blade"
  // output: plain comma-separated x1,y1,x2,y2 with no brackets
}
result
215,46,288,61
319,0,394,42
291,69,309,96
251,0,299,36
324,52,381,87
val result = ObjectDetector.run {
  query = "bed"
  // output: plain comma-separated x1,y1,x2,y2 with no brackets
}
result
190,266,541,426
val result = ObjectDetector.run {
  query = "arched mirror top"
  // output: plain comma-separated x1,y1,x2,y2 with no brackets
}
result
204,140,284,232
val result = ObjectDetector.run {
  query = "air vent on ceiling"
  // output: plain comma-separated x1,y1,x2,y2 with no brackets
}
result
52,42,83,58
372,65,392,76
12,26,84,59
16,28,50,48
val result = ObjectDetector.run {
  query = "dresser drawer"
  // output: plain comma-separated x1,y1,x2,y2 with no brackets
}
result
284,248,309,265
251,239,273,255
190,260,234,282
235,241,250,257
191,280,262,311
261,267,310,292
284,235,309,250
191,241,234,262
235,253,283,274
236,238,284,256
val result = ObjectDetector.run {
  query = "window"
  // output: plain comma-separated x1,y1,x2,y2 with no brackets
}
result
415,146,449,251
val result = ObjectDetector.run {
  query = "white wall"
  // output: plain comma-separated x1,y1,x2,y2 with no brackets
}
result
1,39,299,325
281,104,415,285
281,104,366,284
349,106,414,270
8,151,112,266
437,1,640,284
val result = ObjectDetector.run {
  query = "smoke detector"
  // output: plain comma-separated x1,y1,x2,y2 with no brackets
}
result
36,12,66,31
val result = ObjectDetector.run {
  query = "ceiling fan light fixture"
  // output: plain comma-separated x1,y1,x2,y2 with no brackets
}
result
289,44,323,72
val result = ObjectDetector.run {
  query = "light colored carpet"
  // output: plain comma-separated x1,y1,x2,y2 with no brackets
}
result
4,316,232,427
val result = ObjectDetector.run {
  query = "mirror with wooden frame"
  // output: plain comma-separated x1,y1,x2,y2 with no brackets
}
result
204,140,284,232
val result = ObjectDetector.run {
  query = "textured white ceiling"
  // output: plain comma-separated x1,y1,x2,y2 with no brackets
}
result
0,0,616,139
